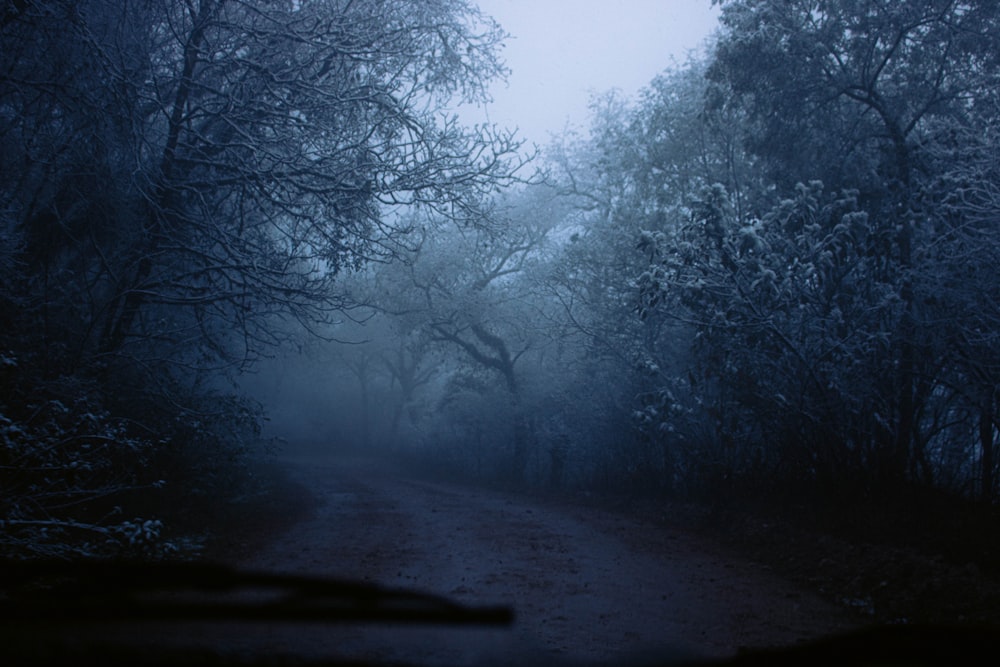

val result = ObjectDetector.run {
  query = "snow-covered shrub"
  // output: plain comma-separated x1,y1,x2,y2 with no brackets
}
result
0,356,186,559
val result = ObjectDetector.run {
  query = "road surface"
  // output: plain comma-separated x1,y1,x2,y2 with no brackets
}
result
181,456,855,665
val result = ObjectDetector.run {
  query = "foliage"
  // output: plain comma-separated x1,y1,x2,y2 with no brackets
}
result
527,1,1000,504
6,0,1000,549
0,354,172,559
710,0,1000,193
0,0,522,557
638,182,901,490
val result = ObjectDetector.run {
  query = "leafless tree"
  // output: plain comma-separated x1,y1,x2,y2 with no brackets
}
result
1,0,527,375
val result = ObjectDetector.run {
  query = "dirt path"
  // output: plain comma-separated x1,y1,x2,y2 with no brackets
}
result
203,456,858,665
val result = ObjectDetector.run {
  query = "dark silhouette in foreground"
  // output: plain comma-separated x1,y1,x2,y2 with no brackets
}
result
2,560,997,666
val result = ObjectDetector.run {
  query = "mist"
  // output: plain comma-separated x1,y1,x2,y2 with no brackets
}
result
4,0,1000,664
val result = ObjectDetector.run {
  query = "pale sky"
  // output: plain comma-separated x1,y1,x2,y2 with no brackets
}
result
457,0,720,146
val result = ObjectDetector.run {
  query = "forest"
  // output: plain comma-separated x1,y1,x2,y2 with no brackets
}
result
2,0,999,572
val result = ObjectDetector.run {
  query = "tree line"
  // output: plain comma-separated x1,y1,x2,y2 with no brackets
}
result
0,0,524,558
324,0,1000,510
3,0,1000,559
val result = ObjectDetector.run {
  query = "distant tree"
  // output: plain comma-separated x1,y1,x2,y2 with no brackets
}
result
319,311,440,451
542,59,762,492
367,186,560,481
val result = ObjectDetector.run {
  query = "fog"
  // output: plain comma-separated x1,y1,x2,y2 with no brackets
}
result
4,0,1000,663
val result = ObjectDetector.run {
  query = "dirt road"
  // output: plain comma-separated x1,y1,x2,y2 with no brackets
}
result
205,457,857,665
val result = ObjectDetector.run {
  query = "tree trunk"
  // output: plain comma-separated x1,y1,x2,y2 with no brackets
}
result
98,1,216,356
434,322,529,483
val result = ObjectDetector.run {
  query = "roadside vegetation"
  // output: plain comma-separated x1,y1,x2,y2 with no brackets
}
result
3,1,1000,627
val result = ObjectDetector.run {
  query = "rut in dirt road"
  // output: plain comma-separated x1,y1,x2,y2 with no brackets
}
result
228,457,857,665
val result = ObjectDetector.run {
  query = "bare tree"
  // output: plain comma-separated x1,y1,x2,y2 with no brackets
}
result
1,0,526,375
0,0,527,556
365,187,558,480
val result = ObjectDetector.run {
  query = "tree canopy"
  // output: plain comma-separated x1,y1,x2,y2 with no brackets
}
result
0,0,524,558
1,0,524,373
4,0,1000,562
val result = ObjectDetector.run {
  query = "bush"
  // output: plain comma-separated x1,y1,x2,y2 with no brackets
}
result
0,350,266,560
0,356,175,558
